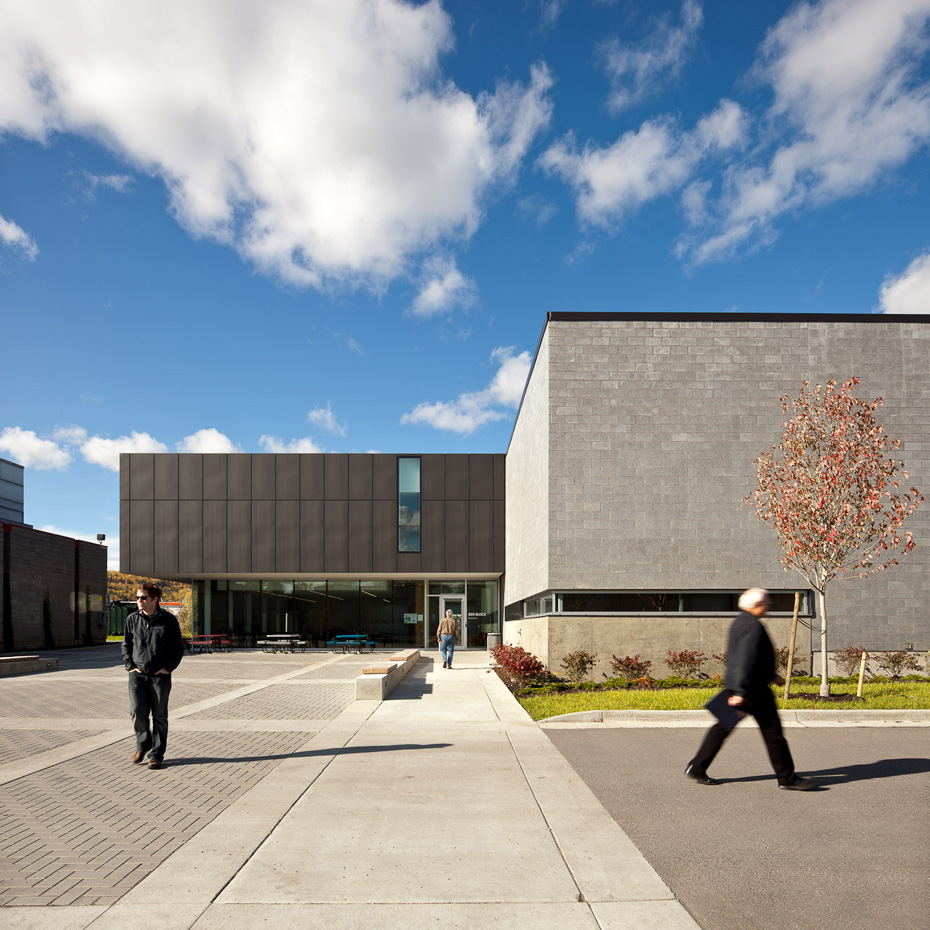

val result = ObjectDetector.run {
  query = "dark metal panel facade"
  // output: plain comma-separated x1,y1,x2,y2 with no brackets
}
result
372,457,395,500
470,455,493,501
324,500,349,572
179,501,203,574
325,455,349,499
228,456,252,501
494,455,506,501
119,457,130,502
420,454,444,500
130,455,154,500
179,455,203,500
227,501,251,572
445,500,469,568
422,500,445,571
154,455,179,500
119,500,131,572
494,500,506,572
251,500,275,573
445,457,469,500
252,455,276,500
154,500,179,574
348,500,372,573
276,454,299,500
372,500,397,573
121,452,506,577
203,500,227,573
300,455,324,499
203,455,227,500
276,501,299,570
299,501,325,571
130,500,154,573
348,455,372,500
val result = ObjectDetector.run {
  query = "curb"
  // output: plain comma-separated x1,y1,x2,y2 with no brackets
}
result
538,709,930,728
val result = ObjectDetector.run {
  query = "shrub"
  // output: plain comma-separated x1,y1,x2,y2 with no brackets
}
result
774,645,804,676
664,650,706,679
560,650,598,683
609,654,652,680
491,644,547,690
834,646,868,677
873,651,921,680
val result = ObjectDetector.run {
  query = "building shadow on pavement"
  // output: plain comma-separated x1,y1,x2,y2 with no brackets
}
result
165,742,453,766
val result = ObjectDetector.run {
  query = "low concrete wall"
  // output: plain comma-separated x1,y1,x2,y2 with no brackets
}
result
503,615,812,681
0,655,59,676
355,649,421,701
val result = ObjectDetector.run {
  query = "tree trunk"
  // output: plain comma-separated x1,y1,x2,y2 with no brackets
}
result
817,587,830,697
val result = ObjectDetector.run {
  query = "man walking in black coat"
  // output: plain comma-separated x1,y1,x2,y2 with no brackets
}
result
685,587,817,791
121,583,185,769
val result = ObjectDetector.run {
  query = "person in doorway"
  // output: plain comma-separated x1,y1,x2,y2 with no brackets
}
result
437,608,458,669
121,584,185,769
685,587,817,791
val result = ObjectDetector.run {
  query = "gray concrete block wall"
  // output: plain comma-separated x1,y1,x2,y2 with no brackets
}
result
506,329,551,604
1,525,107,652
540,318,930,653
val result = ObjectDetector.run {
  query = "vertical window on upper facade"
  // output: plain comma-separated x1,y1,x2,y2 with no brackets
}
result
398,457,421,552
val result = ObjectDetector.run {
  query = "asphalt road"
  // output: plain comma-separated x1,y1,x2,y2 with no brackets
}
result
545,725,930,930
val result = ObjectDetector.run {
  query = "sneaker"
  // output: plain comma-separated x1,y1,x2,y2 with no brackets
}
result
779,775,818,791
684,764,720,786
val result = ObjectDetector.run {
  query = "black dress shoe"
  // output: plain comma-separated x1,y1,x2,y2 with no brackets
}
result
779,775,818,791
684,764,720,786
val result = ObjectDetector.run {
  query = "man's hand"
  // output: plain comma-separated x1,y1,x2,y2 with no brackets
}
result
129,668,140,673
156,668,169,675
727,694,745,707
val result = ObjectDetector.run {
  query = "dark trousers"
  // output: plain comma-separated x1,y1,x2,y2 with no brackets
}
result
689,687,796,785
128,673,172,761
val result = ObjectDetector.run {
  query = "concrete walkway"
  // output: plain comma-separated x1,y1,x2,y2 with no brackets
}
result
1,648,700,930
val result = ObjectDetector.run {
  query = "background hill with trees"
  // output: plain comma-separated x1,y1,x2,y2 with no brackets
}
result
107,572,190,603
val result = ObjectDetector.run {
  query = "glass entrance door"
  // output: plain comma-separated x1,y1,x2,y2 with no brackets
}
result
438,596,464,650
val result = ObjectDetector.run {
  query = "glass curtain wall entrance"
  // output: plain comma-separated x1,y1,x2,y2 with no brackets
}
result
194,579,498,648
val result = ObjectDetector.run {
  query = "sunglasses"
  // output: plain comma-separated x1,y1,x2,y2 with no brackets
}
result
135,595,153,601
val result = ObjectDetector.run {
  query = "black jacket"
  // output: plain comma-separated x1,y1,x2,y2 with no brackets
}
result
121,607,185,675
723,610,776,698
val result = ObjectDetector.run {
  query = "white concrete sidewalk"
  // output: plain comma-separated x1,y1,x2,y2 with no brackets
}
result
11,651,701,930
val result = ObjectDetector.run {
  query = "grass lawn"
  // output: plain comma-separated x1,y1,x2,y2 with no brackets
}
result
518,679,930,721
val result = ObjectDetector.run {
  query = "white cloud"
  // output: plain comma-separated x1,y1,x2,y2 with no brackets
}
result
687,0,930,262
400,345,531,435
83,171,134,197
0,213,39,261
878,250,930,313
0,427,70,469
81,431,169,471
0,1,552,290
39,525,119,570
176,428,240,453
307,404,347,437
540,100,745,229
410,256,477,318
52,425,88,446
258,435,324,453
601,0,703,112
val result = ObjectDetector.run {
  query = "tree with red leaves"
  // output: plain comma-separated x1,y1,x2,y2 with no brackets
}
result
747,379,922,696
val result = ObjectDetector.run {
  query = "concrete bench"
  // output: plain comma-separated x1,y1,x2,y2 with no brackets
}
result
355,649,420,701
0,655,59,677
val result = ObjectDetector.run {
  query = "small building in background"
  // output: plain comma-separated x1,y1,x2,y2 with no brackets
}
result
0,458,108,652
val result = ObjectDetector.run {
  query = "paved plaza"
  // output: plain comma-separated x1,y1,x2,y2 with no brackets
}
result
0,646,699,930
2,646,927,930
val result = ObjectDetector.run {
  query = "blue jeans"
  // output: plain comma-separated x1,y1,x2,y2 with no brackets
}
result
128,672,172,761
440,634,456,667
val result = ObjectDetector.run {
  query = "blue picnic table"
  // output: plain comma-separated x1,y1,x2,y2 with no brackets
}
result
327,634,375,654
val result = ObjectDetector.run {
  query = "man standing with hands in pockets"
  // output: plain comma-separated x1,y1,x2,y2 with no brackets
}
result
122,584,185,769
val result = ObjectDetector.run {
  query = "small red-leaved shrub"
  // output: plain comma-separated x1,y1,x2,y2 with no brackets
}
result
491,644,547,690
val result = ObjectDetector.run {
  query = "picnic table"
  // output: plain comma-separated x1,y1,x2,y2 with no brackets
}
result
187,633,231,654
327,634,375,654
258,633,307,654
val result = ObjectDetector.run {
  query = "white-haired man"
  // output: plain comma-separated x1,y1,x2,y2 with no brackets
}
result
685,587,817,791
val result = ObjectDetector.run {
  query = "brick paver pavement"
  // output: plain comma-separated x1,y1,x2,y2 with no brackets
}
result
0,649,370,908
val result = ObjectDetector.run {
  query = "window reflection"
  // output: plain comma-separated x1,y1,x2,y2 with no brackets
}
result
398,457,421,552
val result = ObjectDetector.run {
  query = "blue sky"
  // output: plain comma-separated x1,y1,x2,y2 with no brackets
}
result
2,0,930,569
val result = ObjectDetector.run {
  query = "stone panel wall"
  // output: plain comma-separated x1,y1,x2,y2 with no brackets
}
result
508,315,930,654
